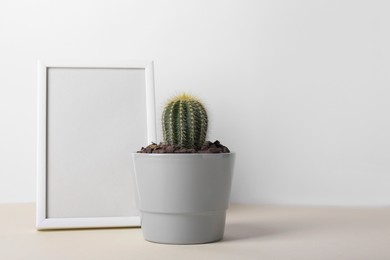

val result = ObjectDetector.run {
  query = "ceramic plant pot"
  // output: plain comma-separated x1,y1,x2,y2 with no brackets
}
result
132,153,235,244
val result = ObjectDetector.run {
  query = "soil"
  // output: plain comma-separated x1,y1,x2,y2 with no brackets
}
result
138,140,231,154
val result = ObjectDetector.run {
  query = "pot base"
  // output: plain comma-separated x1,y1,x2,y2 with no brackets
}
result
141,210,226,244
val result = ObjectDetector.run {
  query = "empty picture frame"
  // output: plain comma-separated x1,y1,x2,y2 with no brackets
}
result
36,60,156,230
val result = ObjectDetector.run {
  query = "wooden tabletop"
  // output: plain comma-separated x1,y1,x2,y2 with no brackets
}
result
1,203,389,259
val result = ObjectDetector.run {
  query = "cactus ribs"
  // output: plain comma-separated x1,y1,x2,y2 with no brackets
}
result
139,93,231,154
138,140,230,154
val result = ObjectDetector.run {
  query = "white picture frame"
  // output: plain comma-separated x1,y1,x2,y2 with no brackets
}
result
36,59,156,230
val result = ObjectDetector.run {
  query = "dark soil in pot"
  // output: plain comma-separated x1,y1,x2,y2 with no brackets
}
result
138,140,230,154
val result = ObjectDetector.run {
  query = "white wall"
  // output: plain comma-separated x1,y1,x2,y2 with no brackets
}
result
1,0,390,205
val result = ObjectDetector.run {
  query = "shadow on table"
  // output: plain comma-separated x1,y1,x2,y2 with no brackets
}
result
222,221,312,242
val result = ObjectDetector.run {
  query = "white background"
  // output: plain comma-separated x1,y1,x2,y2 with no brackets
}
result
1,0,389,206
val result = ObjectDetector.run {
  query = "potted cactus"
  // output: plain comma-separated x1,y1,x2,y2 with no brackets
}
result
132,93,235,244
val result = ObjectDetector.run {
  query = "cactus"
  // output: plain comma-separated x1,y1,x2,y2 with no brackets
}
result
162,93,208,149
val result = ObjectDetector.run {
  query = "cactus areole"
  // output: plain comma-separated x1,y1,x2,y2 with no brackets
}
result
162,93,208,149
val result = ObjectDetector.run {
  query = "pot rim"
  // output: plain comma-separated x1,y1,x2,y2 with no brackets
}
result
132,152,235,158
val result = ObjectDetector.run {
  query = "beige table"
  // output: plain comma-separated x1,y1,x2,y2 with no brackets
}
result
1,203,390,259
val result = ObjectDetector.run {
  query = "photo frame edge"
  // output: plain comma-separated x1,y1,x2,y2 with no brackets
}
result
145,61,157,143
36,60,48,229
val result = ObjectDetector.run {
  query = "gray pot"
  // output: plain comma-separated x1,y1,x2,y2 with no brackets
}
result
132,153,235,244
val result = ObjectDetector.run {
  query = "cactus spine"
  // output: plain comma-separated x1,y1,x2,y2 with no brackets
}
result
162,93,208,149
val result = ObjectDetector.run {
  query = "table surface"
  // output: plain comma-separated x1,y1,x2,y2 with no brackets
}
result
1,203,390,260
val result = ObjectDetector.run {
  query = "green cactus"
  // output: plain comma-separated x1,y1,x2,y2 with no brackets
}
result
162,93,208,149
